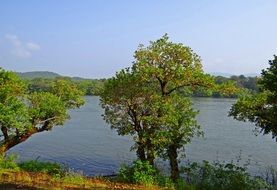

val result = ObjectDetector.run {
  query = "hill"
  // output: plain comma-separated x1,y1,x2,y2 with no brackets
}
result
17,71,61,79
209,72,259,77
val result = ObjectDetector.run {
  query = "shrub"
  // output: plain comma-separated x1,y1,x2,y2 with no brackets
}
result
0,154,19,170
18,160,63,176
156,174,175,189
182,160,271,190
118,160,157,186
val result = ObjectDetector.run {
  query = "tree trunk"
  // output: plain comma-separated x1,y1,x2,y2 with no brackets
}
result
168,145,180,181
0,130,35,153
136,142,146,161
1,126,9,140
146,139,155,166
0,122,52,153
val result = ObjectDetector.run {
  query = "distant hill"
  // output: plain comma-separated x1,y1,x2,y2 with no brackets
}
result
16,71,92,80
209,72,259,77
17,71,61,79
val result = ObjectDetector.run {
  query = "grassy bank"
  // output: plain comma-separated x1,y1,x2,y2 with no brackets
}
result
0,156,163,190
0,155,276,190
0,170,160,190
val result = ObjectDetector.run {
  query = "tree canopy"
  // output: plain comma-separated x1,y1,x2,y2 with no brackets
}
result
229,55,277,140
0,68,85,153
101,34,213,181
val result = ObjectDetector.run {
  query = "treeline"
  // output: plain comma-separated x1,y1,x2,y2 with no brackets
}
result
23,77,106,96
192,75,259,98
21,74,258,98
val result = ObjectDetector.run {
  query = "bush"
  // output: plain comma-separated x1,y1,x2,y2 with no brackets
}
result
0,154,19,170
182,160,271,190
156,174,175,189
118,160,157,186
18,160,63,176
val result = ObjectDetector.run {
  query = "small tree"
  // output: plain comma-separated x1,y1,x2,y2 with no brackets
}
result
229,55,277,140
100,69,161,164
0,68,84,153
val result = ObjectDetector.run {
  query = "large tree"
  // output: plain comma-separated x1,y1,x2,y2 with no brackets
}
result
0,68,84,153
132,34,214,180
229,55,277,140
101,34,214,181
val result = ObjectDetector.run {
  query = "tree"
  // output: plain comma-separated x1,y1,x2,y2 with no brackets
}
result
229,55,277,140
132,34,213,181
0,68,85,153
100,69,159,164
156,94,202,180
101,34,213,181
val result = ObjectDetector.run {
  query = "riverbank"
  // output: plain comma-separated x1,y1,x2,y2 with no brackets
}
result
0,156,276,190
0,170,162,190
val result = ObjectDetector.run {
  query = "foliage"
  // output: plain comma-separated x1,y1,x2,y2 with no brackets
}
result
0,68,30,135
0,156,274,190
27,78,52,93
17,71,60,79
230,75,259,92
0,154,19,170
26,76,105,96
182,161,271,190
230,55,277,139
50,79,85,109
118,160,157,186
18,160,63,176
0,68,85,153
133,34,214,96
132,34,213,180
28,92,68,127
101,34,215,181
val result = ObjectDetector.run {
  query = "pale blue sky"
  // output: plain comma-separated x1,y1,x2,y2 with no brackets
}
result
0,0,276,78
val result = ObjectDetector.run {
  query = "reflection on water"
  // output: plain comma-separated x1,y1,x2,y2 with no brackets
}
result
9,96,277,176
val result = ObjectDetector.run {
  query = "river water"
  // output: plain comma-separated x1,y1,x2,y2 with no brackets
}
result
8,96,277,176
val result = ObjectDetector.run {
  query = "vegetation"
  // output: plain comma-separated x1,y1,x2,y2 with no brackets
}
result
117,159,274,190
17,71,258,98
15,71,106,96
182,161,271,190
119,160,157,186
101,34,241,182
0,156,164,190
0,68,85,153
18,160,62,176
230,55,277,139
0,155,274,190
17,71,61,79
0,37,275,189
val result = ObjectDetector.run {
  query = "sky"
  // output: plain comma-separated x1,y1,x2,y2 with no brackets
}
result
0,0,276,78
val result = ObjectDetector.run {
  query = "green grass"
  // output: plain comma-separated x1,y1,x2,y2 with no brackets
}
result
18,160,63,176
0,155,275,190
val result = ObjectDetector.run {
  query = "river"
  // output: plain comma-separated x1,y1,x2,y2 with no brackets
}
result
8,96,277,176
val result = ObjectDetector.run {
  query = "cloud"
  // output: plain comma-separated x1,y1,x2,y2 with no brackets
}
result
26,42,40,51
5,34,40,58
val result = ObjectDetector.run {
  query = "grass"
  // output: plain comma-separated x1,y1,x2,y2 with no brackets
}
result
0,155,164,190
0,155,275,190
0,169,166,190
